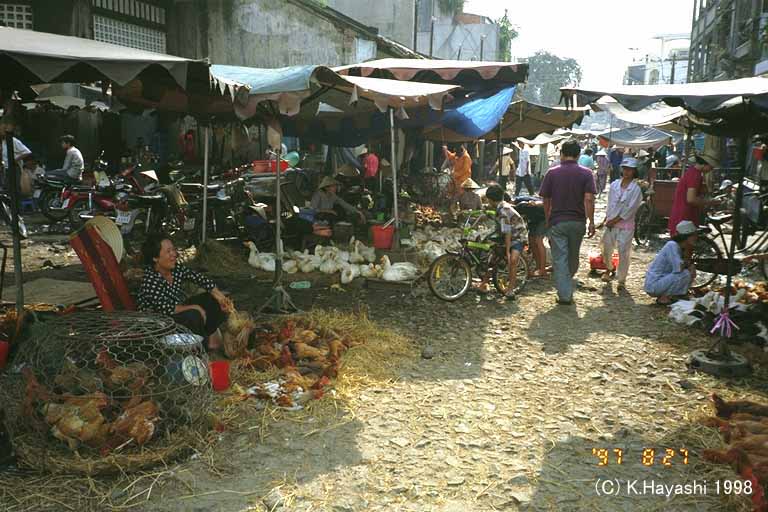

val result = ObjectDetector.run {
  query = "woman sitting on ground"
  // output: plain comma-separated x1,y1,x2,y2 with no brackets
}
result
644,220,699,305
138,234,230,350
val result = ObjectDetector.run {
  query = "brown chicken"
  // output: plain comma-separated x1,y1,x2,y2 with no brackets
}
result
702,416,768,442
291,342,328,361
327,339,345,361
95,349,151,390
703,448,768,511
42,393,110,450
712,393,768,419
54,359,104,393
293,330,318,345
109,400,160,446
22,367,54,419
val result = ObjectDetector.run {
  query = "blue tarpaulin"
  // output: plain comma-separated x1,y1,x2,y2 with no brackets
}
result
284,86,516,146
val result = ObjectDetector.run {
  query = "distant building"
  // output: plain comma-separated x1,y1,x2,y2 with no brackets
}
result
688,0,768,80
414,1,500,61
624,40,690,85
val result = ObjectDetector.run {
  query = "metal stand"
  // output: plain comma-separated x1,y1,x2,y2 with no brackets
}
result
689,134,751,378
389,108,400,249
201,125,210,244
258,142,300,315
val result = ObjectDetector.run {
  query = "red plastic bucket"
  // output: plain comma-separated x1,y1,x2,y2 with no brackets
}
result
371,225,394,250
209,360,230,391
589,252,619,271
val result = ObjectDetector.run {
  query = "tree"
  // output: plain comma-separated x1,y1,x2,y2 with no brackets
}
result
496,9,518,62
521,51,583,106
437,0,464,16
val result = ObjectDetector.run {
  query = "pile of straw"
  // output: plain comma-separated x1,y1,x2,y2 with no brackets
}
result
188,241,245,275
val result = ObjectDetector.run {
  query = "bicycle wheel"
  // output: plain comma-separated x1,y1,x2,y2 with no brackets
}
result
428,253,472,301
691,235,723,290
634,204,653,246
493,252,529,295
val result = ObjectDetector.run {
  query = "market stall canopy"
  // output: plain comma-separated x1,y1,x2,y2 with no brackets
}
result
561,77,768,134
0,26,216,92
419,99,588,143
593,97,686,129
597,126,679,150
210,64,459,121
335,58,528,88
517,132,569,146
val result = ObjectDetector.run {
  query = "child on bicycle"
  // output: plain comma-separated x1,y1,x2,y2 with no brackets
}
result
483,185,528,300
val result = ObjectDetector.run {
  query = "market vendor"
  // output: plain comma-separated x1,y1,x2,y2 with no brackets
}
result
457,179,483,210
668,151,721,235
644,220,698,305
443,144,472,197
311,176,365,224
137,235,230,350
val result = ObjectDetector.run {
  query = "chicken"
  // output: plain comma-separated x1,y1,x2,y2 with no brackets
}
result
282,367,317,391
22,367,53,419
703,448,768,511
42,393,110,450
293,329,319,345
291,342,328,361
109,400,160,446
95,349,152,390
712,393,768,419
702,415,768,442
280,345,295,368
327,339,345,361
54,359,104,393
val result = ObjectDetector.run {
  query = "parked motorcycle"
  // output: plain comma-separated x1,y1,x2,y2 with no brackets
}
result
0,192,28,239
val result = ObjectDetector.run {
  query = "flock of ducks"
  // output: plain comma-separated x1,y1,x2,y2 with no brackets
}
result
245,238,420,283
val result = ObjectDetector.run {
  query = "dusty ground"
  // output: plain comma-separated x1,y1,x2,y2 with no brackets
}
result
1,202,767,512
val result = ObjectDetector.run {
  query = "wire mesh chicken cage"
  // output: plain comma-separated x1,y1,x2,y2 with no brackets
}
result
0,311,213,475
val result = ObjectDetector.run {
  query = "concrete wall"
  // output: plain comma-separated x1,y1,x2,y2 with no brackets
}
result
416,21,499,61
166,0,380,67
327,0,415,48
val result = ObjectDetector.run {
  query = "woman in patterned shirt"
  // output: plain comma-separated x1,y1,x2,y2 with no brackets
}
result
138,235,230,350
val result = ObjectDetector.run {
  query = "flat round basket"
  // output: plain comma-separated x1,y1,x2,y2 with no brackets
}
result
0,311,213,475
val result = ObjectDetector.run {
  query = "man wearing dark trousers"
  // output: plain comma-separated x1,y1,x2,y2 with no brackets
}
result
539,139,596,305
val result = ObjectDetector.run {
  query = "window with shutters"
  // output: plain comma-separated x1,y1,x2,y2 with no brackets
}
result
91,0,166,53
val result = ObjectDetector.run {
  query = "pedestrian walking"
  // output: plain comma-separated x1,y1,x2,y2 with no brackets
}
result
514,143,534,196
595,148,609,195
609,146,624,182
600,157,643,290
540,139,597,305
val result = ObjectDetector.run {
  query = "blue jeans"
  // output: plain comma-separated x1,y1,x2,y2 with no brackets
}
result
548,221,586,302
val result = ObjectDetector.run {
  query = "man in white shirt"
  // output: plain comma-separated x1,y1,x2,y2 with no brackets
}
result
0,122,33,189
47,134,84,182
514,143,534,196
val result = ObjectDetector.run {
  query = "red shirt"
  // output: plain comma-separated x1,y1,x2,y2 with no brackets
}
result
668,165,703,235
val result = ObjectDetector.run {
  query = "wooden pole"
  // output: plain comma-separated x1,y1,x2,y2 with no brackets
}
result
201,125,209,244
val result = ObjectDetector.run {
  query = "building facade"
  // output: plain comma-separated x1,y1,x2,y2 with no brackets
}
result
414,1,500,61
688,0,768,81
624,47,690,85
326,0,415,49
4,0,417,67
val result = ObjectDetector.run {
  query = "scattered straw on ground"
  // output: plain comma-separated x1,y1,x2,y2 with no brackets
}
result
187,240,246,275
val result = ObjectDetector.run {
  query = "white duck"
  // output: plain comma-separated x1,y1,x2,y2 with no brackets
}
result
360,263,378,278
341,264,361,284
246,241,276,270
360,243,377,263
246,241,261,269
319,254,340,274
349,241,366,264
283,259,299,274
380,255,420,282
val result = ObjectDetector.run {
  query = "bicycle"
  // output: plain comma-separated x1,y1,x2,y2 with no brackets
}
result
692,208,768,285
427,210,529,301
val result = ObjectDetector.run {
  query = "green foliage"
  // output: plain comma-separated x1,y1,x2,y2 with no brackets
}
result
521,51,583,106
437,0,464,15
496,9,518,62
